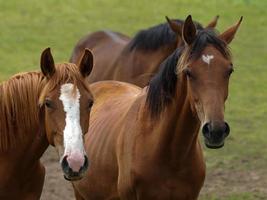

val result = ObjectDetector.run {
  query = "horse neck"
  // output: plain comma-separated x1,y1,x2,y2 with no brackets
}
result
141,75,201,164
127,43,177,70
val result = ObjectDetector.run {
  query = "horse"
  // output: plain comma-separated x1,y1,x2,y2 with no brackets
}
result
71,15,242,200
69,16,219,87
0,48,94,199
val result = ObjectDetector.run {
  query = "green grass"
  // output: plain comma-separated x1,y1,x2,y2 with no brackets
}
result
1,0,267,199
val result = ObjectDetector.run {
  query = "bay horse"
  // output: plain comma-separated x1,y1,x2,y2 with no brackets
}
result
0,48,94,199
72,15,242,199
70,16,219,87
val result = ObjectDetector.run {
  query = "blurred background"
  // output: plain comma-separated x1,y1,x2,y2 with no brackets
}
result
0,0,266,199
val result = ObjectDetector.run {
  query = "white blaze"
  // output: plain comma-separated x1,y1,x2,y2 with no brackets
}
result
202,54,214,65
59,83,84,156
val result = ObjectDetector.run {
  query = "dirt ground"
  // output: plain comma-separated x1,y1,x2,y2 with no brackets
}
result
41,147,267,200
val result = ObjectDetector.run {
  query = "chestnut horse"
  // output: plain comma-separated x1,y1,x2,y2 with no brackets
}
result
72,15,242,200
0,48,94,199
70,16,219,87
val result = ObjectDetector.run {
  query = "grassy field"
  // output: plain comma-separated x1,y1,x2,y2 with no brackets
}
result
1,0,267,199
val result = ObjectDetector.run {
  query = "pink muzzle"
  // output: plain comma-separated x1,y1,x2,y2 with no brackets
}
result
66,150,85,172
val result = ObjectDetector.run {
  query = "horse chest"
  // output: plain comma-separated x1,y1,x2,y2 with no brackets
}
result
127,162,205,200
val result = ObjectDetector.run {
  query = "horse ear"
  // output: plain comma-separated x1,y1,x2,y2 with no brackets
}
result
219,16,243,44
40,48,55,78
205,15,219,29
182,15,197,45
79,48,94,78
166,16,182,36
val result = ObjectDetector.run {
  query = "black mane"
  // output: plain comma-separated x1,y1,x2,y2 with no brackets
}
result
128,20,203,51
146,29,231,117
146,48,182,117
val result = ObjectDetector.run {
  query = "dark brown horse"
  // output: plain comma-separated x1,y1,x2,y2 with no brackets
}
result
70,16,219,87
72,15,242,200
0,48,94,199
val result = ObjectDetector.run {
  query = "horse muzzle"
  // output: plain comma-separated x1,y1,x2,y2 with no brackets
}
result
61,155,89,181
202,121,230,149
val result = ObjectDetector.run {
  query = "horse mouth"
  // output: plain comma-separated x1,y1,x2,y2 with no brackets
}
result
63,167,88,181
64,174,83,181
204,139,224,149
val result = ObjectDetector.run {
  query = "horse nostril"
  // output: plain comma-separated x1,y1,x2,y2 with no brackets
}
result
84,156,89,168
61,156,69,172
202,123,211,138
224,122,230,137
80,155,89,173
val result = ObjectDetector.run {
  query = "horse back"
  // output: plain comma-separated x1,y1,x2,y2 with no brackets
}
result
70,31,131,83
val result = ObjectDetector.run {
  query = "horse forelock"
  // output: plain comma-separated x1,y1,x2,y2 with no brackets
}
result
38,63,89,105
177,29,232,73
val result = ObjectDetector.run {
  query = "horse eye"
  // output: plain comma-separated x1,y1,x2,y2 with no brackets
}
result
88,100,94,109
44,99,53,108
228,68,234,76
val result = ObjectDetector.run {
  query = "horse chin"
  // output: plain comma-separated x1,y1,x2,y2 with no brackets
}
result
204,139,224,149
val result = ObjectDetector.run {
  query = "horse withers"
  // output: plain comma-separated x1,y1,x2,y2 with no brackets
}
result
0,48,94,199
72,15,242,200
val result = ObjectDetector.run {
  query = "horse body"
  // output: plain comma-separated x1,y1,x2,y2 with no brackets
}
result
115,79,205,200
73,81,140,199
70,30,174,87
70,18,210,87
72,15,242,200
112,45,176,87
70,31,131,82
73,79,205,200
0,48,94,199
0,73,48,200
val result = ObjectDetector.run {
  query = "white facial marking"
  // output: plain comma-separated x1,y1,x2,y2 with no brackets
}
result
59,83,84,156
202,54,214,65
